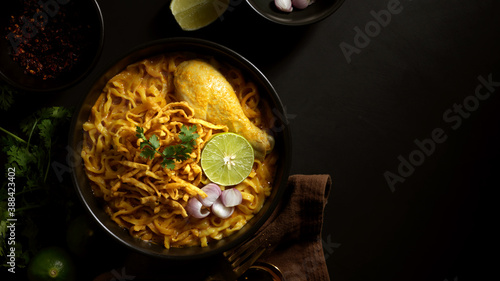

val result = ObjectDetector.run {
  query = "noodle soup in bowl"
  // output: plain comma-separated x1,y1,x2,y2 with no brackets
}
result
69,38,291,260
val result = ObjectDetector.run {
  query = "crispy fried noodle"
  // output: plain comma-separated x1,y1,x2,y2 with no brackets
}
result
81,53,278,248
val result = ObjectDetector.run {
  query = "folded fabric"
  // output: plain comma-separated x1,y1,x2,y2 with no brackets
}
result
242,174,332,281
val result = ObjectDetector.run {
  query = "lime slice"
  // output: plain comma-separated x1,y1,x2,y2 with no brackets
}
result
201,133,254,186
170,0,230,31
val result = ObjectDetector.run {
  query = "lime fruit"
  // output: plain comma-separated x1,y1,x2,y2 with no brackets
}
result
27,247,76,281
201,132,254,186
169,0,230,31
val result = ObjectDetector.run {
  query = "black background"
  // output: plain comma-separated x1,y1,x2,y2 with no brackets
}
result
2,0,500,280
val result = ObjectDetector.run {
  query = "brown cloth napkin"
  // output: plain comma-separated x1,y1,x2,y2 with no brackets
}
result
93,174,332,281
243,174,332,281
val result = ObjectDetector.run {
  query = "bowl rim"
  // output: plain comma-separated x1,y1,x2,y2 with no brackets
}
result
245,0,346,26
69,37,292,260
0,0,105,92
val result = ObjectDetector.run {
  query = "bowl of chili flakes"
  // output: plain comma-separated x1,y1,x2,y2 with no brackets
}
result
0,0,104,92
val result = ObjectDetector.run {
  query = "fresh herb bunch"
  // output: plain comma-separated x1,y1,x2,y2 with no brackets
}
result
136,125,199,169
1,107,72,179
0,106,73,268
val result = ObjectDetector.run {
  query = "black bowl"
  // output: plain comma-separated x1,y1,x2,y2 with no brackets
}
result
246,0,345,25
0,0,104,92
69,37,292,260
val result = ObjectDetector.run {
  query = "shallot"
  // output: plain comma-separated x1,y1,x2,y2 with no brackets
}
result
275,0,293,12
220,188,242,207
211,197,235,219
186,197,210,219
198,183,221,207
292,0,315,9
186,183,243,219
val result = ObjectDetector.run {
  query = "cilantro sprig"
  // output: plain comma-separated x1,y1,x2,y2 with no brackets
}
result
136,125,199,169
0,106,74,268
0,82,15,111
1,107,72,181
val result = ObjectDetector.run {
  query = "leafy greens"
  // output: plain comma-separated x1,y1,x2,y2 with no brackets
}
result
136,125,199,169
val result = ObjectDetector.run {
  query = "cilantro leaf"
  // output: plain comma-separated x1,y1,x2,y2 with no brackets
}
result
148,134,161,150
136,127,160,159
162,157,176,170
137,125,199,169
6,146,36,176
1,135,19,153
140,147,157,160
49,106,72,119
179,125,199,144
20,106,72,138
135,126,146,139
38,119,54,148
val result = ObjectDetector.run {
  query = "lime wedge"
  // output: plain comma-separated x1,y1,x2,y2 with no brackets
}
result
169,0,230,31
201,133,254,186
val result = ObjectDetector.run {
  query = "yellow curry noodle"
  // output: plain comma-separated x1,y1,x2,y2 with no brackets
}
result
81,53,277,248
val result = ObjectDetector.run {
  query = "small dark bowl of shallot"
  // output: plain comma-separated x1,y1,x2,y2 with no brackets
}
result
246,0,345,25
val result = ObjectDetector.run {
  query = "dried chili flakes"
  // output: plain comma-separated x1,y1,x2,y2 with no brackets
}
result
5,0,91,80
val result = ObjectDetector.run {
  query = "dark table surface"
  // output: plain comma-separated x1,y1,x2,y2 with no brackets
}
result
2,0,500,280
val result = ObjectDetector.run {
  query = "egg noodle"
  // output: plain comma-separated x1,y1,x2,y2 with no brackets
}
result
81,53,278,248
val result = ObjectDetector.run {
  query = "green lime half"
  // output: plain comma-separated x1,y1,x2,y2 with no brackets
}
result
201,133,254,186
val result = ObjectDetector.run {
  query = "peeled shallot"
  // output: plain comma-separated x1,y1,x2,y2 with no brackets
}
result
186,183,243,219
